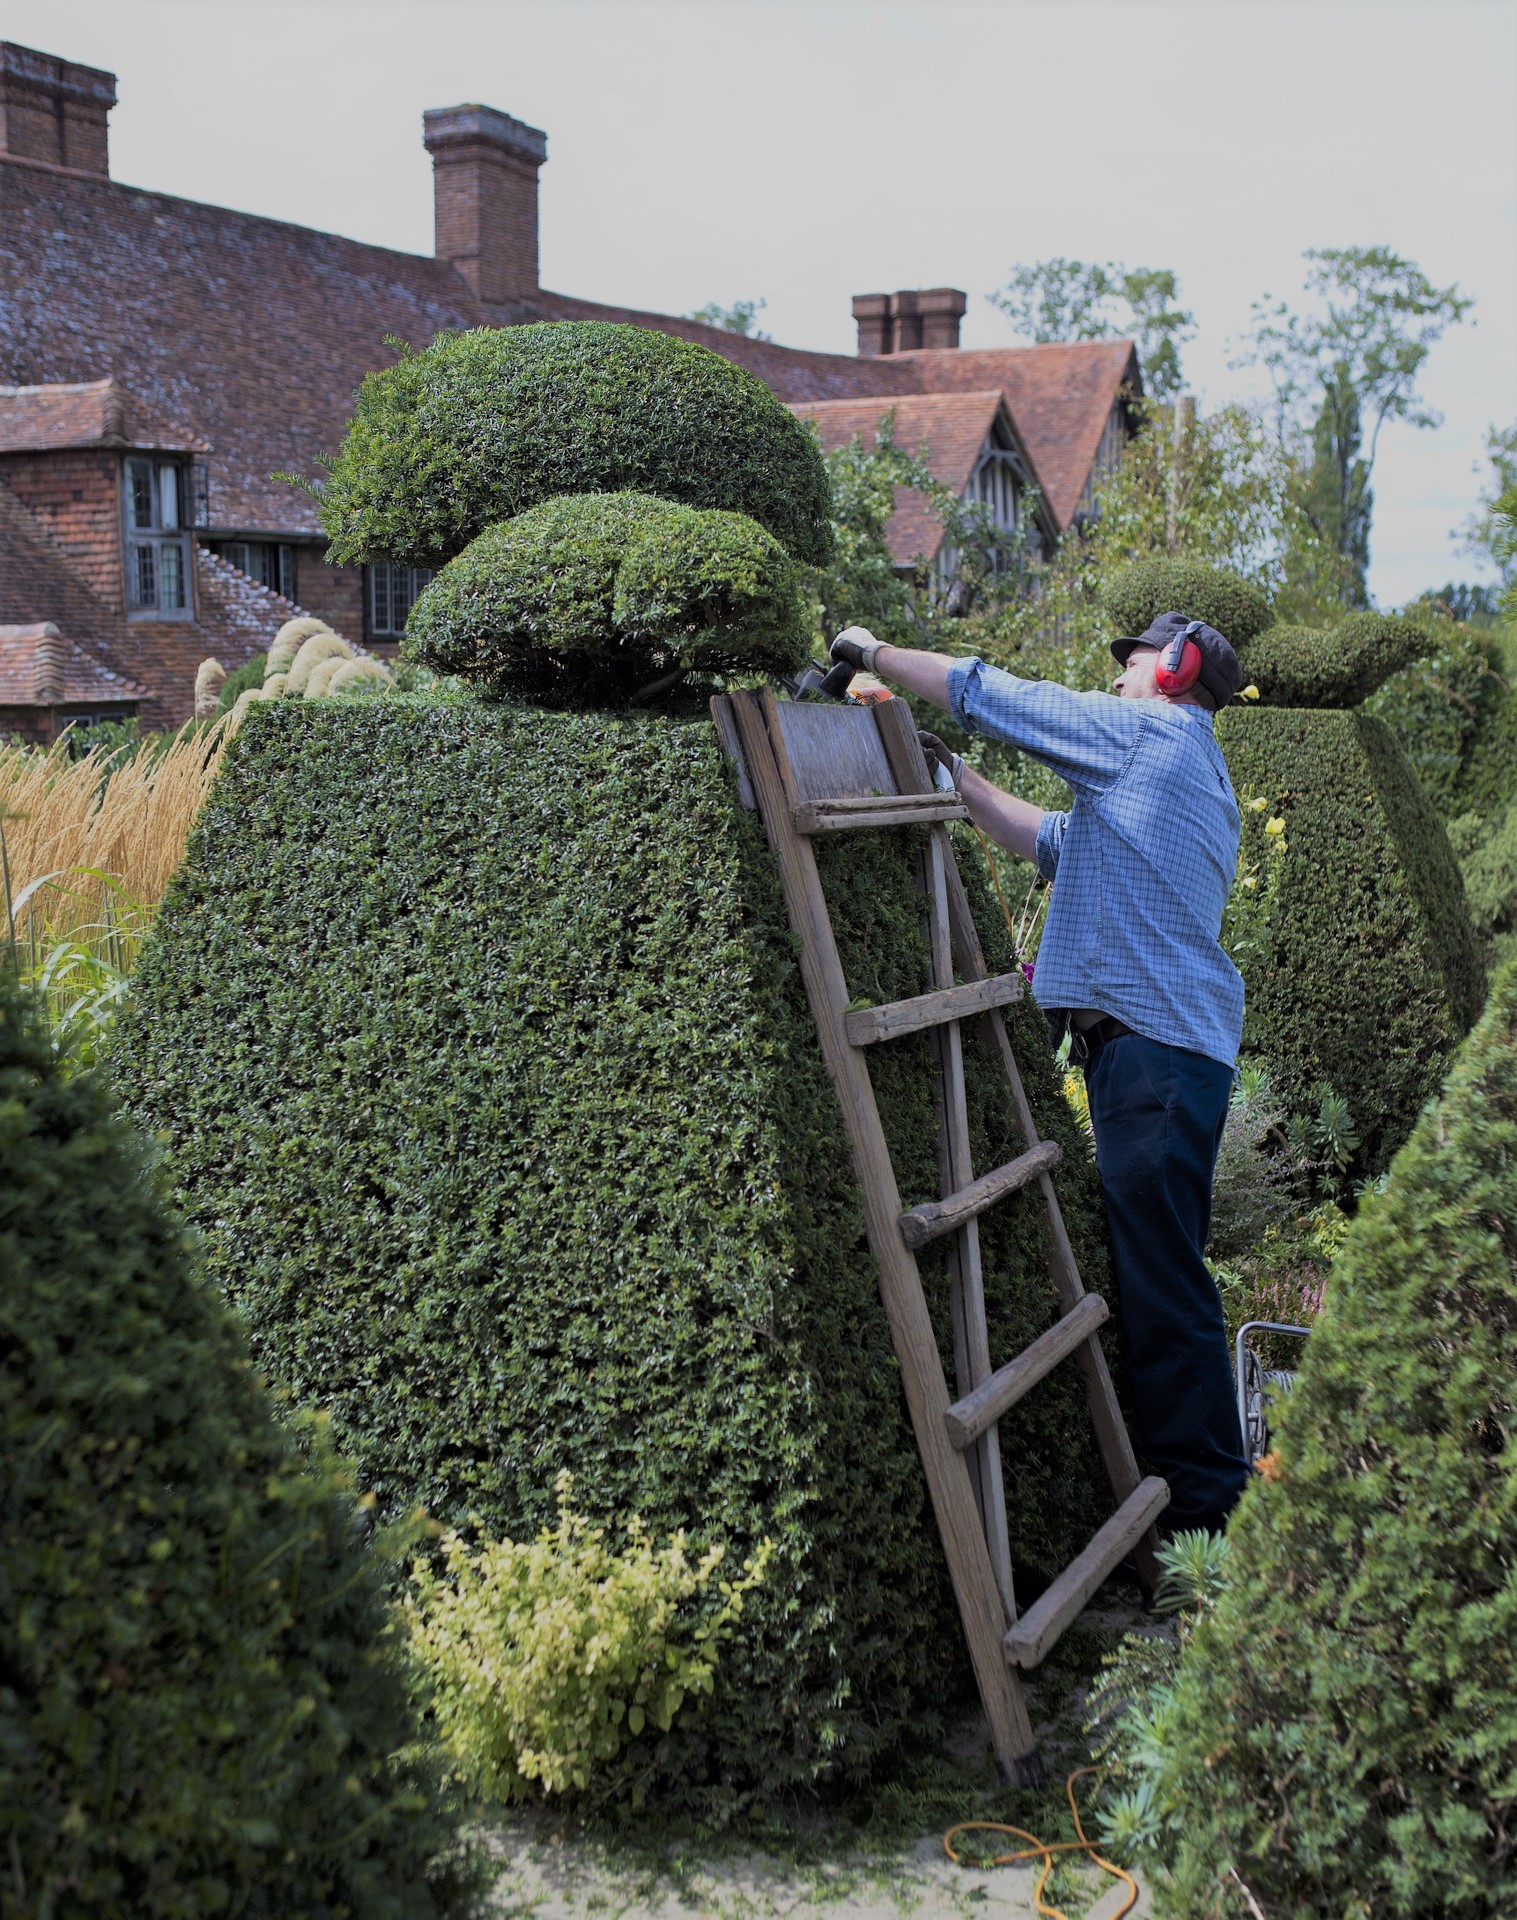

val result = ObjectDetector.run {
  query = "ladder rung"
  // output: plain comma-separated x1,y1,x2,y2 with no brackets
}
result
944,1294,1110,1450
845,971,1025,1048
1003,1477,1170,1669
899,1140,1061,1251
793,793,970,834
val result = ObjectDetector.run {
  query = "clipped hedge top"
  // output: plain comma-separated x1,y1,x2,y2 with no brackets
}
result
0,975,455,1918
112,696,1113,1811
1102,558,1273,649
1158,956,1517,1915
1240,610,1434,709
318,322,835,569
406,491,813,706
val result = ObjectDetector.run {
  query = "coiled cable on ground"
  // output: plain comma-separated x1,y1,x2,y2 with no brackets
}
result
943,1765,1138,1919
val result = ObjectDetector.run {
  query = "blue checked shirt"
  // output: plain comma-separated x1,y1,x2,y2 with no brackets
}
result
947,658,1244,1068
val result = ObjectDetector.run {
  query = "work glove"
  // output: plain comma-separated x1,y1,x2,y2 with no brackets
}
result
918,730,965,793
829,627,885,674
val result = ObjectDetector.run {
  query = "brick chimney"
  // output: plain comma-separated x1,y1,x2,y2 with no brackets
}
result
853,288,967,356
0,43,115,177
424,102,548,304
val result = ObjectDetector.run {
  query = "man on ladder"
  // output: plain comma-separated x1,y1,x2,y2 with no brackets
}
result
829,613,1251,1540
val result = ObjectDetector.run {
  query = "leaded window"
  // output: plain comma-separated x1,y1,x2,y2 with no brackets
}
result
124,458,194,617
366,563,435,639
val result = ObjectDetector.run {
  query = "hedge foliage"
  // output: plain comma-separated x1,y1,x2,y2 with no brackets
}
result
0,974,462,1918
1101,558,1273,648
406,492,813,706
1238,610,1435,709
111,697,1114,1811
317,323,834,569
1152,958,1517,1918
1217,707,1481,1174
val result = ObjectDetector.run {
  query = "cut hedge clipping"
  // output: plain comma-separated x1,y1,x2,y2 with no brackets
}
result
1153,956,1517,1917
1240,610,1435,709
0,973,464,1919
1217,706,1481,1174
406,491,814,706
317,323,835,569
1101,558,1273,649
112,697,1115,1812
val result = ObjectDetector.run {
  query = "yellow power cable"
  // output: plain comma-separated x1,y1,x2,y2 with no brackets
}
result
943,1766,1138,1920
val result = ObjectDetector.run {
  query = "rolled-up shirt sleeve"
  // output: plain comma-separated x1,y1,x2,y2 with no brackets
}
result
1035,809,1068,883
946,657,1139,798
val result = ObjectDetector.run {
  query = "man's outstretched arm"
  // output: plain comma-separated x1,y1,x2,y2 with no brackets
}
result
957,764,1044,865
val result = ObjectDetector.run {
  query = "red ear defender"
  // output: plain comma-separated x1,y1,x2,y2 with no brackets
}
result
1154,622,1203,695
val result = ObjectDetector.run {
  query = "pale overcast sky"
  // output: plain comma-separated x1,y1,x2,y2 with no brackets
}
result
11,0,1516,605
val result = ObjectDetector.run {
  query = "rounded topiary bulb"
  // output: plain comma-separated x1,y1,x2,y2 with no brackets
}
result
1102,558,1273,648
318,323,835,570
406,490,815,707
1238,611,1433,709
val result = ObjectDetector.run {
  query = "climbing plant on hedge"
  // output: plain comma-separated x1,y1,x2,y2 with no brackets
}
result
111,696,1114,1812
1218,706,1480,1174
406,492,813,706
315,323,834,569
1149,957,1517,1917
0,974,463,1918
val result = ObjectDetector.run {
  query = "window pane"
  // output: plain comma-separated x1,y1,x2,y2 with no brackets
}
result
126,459,154,530
370,565,389,635
158,540,185,609
159,464,181,530
130,540,156,608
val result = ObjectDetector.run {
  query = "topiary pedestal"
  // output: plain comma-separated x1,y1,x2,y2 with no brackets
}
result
112,695,1114,1812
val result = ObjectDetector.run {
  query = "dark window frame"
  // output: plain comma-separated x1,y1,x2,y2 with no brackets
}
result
365,562,435,640
123,456,195,620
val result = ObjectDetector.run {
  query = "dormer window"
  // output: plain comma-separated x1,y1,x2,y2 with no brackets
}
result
124,457,193,617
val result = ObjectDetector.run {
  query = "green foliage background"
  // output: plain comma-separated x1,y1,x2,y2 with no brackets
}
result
316,324,834,570
110,698,1114,1811
0,974,461,1918
1150,958,1517,1917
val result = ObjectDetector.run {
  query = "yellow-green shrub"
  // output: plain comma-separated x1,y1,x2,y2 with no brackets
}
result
405,1475,772,1803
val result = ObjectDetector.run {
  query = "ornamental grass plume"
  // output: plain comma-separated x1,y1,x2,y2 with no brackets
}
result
193,657,226,718
286,630,354,694
266,616,332,679
1,722,229,940
327,657,393,696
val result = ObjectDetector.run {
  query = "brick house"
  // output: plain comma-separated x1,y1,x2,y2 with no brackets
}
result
0,39,1141,738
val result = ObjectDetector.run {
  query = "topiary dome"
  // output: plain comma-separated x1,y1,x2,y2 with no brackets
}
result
405,492,815,706
1238,610,1434,709
317,323,835,570
1102,558,1273,649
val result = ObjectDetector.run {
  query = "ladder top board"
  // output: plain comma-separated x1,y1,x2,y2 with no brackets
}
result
770,698,903,803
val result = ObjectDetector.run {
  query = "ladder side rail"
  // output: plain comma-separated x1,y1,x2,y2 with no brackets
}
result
926,825,1017,1624
730,690,1041,1780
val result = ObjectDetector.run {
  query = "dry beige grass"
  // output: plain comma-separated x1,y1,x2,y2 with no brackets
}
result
1,721,230,936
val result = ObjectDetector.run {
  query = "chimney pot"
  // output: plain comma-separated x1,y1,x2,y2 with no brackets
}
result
0,42,115,177
852,292,892,358
424,101,548,305
853,288,966,356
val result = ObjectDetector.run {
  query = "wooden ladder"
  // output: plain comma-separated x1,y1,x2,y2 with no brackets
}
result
713,686,1167,1786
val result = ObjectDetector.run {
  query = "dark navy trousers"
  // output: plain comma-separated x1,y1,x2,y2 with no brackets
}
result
1083,1030,1250,1533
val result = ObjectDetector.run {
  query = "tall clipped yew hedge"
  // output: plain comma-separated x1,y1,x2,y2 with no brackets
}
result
112,697,1113,1810
0,976,462,1918
317,323,834,569
1152,957,1517,1917
1218,706,1480,1173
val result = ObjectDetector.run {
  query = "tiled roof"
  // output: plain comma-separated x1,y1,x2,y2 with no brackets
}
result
0,377,209,453
0,153,1138,542
791,391,1020,567
194,546,308,644
0,476,120,637
0,622,145,704
872,342,1141,529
